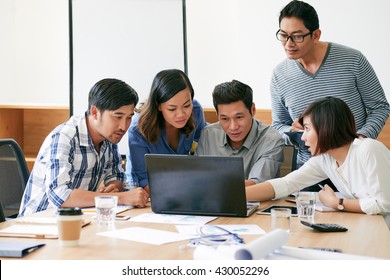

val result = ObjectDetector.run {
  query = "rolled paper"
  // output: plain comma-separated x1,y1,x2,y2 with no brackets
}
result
193,229,288,260
193,245,240,260
234,229,289,260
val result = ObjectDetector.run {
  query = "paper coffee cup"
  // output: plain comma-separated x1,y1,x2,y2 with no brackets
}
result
57,207,83,246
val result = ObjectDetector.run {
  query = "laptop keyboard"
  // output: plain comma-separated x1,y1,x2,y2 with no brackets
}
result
246,202,260,216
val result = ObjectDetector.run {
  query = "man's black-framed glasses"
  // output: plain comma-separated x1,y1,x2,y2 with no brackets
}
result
276,30,312,43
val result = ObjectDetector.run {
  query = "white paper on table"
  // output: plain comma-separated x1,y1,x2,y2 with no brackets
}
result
97,227,190,245
176,224,266,236
129,213,217,225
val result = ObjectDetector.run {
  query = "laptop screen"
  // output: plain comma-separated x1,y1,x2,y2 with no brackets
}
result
145,154,248,217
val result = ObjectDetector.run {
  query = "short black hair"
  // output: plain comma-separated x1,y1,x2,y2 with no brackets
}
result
87,78,138,114
279,0,319,32
212,80,253,115
299,97,357,154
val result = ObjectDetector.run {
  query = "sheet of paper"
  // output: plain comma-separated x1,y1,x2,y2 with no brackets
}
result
175,224,266,236
97,227,190,245
130,213,217,225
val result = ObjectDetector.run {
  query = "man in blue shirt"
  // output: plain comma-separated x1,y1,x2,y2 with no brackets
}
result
19,78,149,216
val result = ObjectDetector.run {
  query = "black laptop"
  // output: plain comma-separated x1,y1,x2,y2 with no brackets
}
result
145,154,258,217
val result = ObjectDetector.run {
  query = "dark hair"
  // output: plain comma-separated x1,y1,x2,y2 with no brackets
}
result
299,97,357,155
87,78,138,115
138,69,195,142
279,0,319,32
212,80,253,115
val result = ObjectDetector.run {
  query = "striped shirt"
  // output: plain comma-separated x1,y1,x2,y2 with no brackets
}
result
270,42,390,165
19,114,125,216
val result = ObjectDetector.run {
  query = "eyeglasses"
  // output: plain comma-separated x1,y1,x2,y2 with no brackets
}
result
276,30,312,43
187,225,244,247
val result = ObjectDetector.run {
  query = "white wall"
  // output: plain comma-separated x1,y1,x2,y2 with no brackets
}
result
187,0,390,109
0,0,69,106
72,0,185,115
0,0,15,101
1,0,389,153
72,0,185,154
2,0,389,109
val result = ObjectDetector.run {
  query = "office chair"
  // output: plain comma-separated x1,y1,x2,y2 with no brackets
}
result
280,145,298,177
0,138,30,219
0,201,6,223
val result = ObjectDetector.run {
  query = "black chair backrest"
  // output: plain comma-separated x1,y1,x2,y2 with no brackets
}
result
0,138,30,218
0,201,6,223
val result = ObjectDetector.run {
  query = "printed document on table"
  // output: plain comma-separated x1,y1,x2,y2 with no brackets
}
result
97,227,190,245
130,213,217,225
176,224,266,236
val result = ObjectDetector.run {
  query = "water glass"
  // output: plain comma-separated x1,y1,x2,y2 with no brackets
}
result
271,208,291,232
94,196,118,226
296,191,316,222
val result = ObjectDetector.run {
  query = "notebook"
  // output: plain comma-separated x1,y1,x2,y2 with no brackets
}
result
0,241,45,258
145,154,258,217
0,216,91,239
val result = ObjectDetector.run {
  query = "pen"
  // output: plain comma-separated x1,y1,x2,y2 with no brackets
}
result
285,198,296,203
318,184,324,190
81,209,96,213
298,246,342,253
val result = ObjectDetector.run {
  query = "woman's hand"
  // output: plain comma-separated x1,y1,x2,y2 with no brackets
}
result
318,184,338,209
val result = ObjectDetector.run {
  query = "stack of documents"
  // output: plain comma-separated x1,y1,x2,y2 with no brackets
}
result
0,216,91,239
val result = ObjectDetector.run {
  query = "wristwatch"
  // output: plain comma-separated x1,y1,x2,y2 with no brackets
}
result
337,198,344,211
